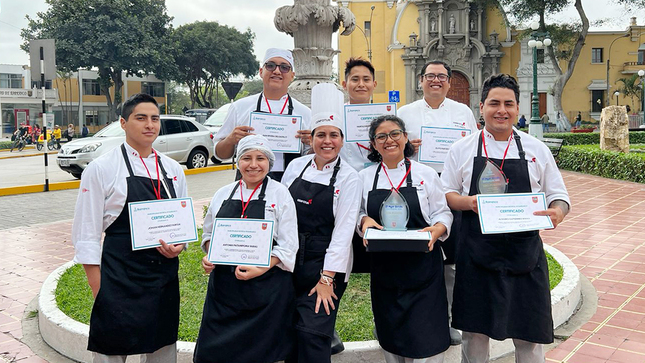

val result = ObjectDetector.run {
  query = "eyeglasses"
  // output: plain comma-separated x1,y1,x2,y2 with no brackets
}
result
373,129,405,144
264,62,292,73
422,73,450,82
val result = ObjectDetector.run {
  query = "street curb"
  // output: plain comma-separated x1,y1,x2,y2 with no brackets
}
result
0,165,233,197
37,243,582,363
0,150,58,160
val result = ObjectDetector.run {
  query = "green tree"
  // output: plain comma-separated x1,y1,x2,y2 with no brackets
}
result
21,0,174,121
617,74,643,112
163,21,259,109
500,0,589,131
242,79,264,96
166,82,191,114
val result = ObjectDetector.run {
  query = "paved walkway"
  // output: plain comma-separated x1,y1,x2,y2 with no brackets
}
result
0,170,644,363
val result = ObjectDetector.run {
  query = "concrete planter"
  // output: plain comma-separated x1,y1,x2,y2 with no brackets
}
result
39,243,581,363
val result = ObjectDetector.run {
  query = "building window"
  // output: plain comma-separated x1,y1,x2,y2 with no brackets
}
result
85,110,98,126
82,79,104,96
364,21,371,38
0,74,22,88
639,49,644,65
591,90,605,112
536,49,545,64
591,48,603,64
142,82,165,97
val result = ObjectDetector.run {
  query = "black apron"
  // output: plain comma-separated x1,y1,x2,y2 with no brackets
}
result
88,145,179,355
257,93,297,182
366,160,450,358
288,158,348,339
452,131,553,344
193,178,296,363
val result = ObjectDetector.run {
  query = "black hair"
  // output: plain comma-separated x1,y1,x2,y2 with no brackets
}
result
419,60,452,78
366,115,415,163
121,93,159,121
480,74,520,104
344,57,375,80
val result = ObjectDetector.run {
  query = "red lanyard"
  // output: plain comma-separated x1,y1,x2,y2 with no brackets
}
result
140,151,161,200
357,143,370,151
264,95,289,114
381,160,411,191
481,131,513,171
239,181,263,218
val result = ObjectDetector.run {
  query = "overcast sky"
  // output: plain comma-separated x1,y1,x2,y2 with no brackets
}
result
0,0,641,70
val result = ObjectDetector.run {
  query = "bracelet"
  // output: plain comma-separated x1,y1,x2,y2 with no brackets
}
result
319,271,335,287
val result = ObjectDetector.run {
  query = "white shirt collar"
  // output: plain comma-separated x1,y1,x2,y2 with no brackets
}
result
423,97,447,110
382,158,406,170
123,142,156,159
482,127,517,142
309,156,339,171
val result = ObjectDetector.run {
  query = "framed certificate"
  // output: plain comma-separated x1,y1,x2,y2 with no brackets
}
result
207,218,274,267
128,197,198,250
418,126,471,164
476,192,554,234
344,103,397,142
249,112,302,153
364,228,431,252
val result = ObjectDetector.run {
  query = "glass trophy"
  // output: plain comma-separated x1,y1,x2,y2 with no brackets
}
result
477,160,508,194
380,189,410,230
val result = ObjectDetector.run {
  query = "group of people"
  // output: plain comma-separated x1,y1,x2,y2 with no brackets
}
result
72,48,570,363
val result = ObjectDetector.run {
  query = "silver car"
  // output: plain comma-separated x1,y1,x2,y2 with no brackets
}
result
57,115,214,179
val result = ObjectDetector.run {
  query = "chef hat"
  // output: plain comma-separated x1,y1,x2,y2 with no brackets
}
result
263,48,295,72
236,134,276,170
310,83,344,134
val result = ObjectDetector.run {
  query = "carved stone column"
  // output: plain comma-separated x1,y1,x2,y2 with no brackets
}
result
275,0,355,106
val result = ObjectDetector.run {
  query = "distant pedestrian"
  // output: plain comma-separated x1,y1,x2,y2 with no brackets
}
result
518,115,526,128
82,124,89,138
66,124,75,142
575,112,582,128
541,113,549,133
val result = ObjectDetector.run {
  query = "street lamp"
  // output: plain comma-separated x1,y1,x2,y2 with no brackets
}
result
639,69,645,122
355,5,375,62
606,33,629,105
528,21,551,139
614,91,620,105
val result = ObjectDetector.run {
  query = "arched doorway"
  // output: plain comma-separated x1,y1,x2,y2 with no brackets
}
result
447,71,470,106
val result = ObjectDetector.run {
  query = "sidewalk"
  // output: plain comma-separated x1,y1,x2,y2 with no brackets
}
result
1,171,645,363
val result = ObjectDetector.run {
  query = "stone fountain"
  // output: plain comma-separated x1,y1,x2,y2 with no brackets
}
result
274,0,356,106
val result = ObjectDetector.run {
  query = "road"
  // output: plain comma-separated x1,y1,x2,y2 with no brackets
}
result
0,153,76,188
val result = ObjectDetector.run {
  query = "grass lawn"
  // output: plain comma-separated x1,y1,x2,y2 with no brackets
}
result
56,231,563,342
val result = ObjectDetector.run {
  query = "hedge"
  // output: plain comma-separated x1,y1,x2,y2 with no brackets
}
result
558,145,645,183
545,131,645,146
0,141,13,150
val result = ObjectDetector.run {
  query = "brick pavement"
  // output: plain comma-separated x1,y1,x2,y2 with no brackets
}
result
1,170,645,362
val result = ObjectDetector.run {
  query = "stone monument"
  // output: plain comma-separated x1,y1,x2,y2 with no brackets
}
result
600,106,629,153
274,0,356,106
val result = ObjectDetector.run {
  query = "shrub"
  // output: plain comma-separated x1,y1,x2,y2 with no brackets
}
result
558,145,645,183
0,141,13,150
545,131,645,146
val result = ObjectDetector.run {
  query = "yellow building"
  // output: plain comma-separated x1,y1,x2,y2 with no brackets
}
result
335,0,519,116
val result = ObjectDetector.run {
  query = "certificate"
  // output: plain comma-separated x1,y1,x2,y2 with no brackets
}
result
249,112,302,153
128,197,198,250
207,218,274,267
477,193,554,234
344,103,397,142
418,126,471,164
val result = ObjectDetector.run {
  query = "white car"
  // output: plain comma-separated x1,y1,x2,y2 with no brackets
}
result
57,115,214,179
203,103,232,163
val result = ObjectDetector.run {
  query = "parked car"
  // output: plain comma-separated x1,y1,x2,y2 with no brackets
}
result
203,103,232,164
57,115,214,179
185,108,217,124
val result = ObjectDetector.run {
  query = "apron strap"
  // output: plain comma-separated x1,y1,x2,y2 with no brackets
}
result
257,176,269,201
255,93,264,112
120,144,135,178
513,130,526,160
329,158,341,186
372,163,382,190
156,156,177,199
286,94,294,115
476,130,484,158
404,158,412,187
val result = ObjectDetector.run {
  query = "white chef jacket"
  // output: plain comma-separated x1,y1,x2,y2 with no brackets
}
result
213,93,312,171
201,177,299,272
441,128,571,208
72,142,188,265
398,97,479,174
358,158,453,240
282,155,362,282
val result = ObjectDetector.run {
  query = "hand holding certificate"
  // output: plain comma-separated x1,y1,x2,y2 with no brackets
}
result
344,103,396,142
418,126,471,164
249,112,302,153
207,218,274,267
476,193,554,234
128,197,198,250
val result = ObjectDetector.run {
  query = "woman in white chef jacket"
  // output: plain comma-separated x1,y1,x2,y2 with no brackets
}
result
359,115,453,363
194,134,299,363
281,83,361,363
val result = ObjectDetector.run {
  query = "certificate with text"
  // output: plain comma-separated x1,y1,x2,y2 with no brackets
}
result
418,127,471,164
364,228,431,241
344,103,397,142
249,112,302,153
128,198,198,250
476,193,554,234
208,218,274,267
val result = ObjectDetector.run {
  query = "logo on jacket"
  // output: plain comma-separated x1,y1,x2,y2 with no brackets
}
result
173,176,178,181
296,198,313,205
82,188,89,193
181,201,187,208
532,197,538,203
335,189,340,194
330,115,334,120
261,223,268,230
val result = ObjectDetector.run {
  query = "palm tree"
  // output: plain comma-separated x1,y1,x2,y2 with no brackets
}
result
617,74,642,113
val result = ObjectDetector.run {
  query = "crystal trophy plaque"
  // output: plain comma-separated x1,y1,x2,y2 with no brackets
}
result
477,160,508,194
379,189,409,231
